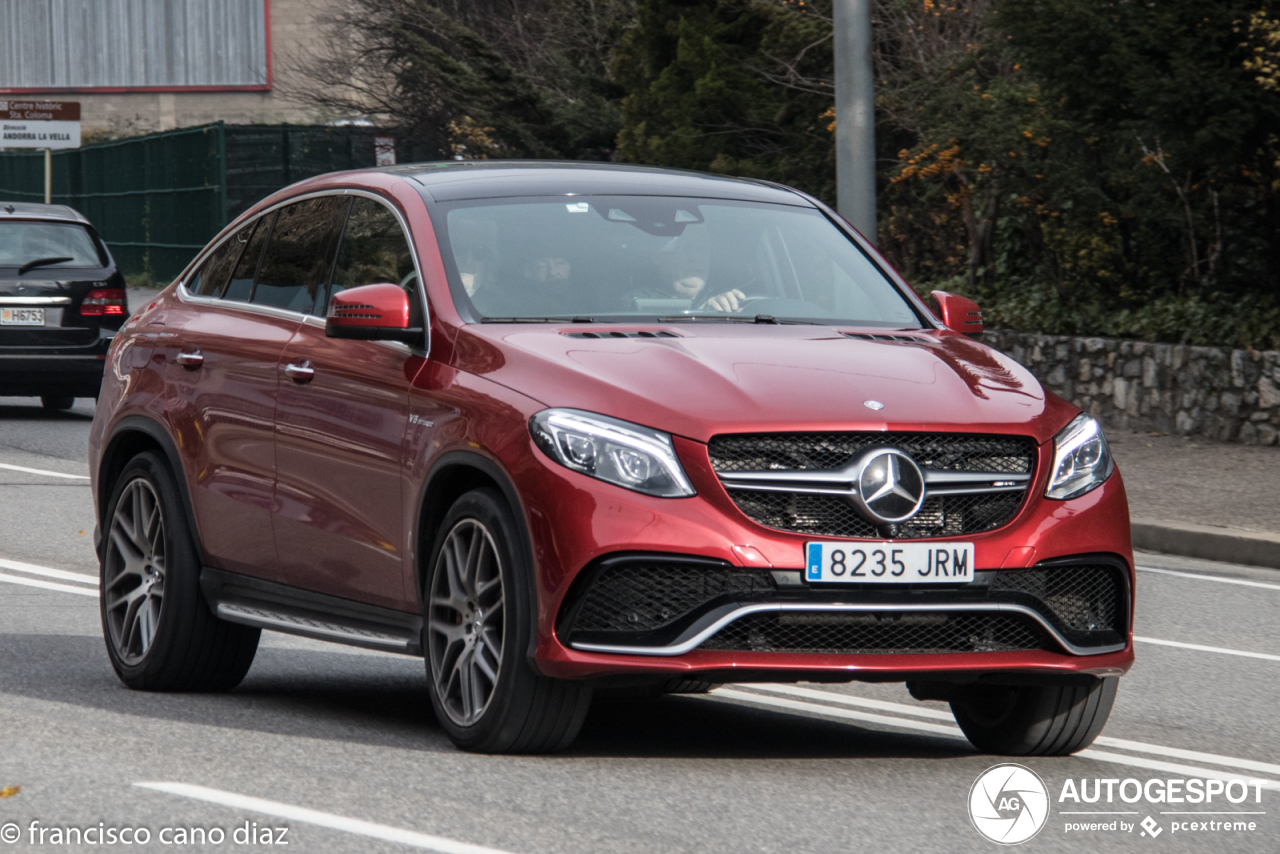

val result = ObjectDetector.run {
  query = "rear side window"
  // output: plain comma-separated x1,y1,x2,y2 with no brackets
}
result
252,196,350,313
189,222,252,297
223,214,272,302
325,197,417,313
0,221,106,269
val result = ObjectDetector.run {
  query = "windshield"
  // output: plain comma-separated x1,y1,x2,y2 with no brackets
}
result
0,221,105,269
438,196,921,326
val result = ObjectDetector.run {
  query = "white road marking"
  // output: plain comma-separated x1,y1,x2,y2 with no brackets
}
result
713,688,1280,790
135,783,519,854
712,688,966,738
1077,750,1280,791
0,462,89,480
745,683,955,720
1138,565,1280,592
1135,636,1280,663
742,685,1280,776
0,557,97,585
0,572,98,597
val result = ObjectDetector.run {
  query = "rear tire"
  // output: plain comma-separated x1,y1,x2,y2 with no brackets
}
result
424,488,592,753
99,452,260,691
950,677,1117,756
41,396,75,410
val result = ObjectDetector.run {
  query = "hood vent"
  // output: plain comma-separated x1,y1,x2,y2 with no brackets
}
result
562,330,680,339
840,332,930,343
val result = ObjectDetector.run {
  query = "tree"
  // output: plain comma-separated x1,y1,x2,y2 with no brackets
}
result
290,0,635,159
614,0,838,197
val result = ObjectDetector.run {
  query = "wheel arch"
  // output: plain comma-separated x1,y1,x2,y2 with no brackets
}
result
415,450,539,665
99,416,204,565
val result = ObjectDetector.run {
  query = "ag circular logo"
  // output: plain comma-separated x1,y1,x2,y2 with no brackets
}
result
968,764,1050,845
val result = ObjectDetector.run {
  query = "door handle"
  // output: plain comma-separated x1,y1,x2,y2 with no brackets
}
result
175,348,203,369
284,361,315,383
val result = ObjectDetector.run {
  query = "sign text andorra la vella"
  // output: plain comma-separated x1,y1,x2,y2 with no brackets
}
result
0,100,81,150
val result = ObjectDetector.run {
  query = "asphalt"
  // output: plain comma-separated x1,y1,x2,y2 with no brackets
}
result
1107,429,1280,569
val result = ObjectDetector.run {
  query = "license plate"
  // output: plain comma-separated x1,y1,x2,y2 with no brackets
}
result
805,541,975,584
0,307,44,326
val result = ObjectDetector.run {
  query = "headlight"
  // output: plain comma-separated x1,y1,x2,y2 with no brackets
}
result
1045,414,1114,500
530,409,696,498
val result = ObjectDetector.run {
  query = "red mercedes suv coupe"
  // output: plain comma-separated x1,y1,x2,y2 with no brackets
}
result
89,163,1133,755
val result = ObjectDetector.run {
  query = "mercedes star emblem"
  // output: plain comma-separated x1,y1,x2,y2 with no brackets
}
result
854,449,926,523
863,400,885,410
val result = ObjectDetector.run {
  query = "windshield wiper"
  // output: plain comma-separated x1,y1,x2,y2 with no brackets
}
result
480,316,595,323
18,256,74,275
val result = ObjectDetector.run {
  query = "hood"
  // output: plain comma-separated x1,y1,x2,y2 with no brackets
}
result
453,324,1074,444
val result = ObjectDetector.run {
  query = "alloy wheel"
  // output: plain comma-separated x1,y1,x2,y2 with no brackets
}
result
427,519,506,727
103,477,167,665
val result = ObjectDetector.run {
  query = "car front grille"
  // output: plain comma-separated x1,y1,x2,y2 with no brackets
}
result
698,611,1050,654
709,432,1037,539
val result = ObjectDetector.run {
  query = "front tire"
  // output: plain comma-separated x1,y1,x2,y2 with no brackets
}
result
100,452,260,691
41,396,74,410
950,677,1118,756
424,488,591,753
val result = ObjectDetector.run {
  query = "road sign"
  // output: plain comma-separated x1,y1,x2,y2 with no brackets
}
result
1,100,81,150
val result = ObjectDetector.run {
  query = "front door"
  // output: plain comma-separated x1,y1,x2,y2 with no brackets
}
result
272,196,425,609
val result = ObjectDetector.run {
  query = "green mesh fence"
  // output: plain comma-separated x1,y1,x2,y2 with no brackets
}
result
0,122,442,281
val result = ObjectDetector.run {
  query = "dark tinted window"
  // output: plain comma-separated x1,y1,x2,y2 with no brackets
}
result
327,198,417,312
0,221,106,268
252,196,349,313
190,222,252,297
223,214,272,302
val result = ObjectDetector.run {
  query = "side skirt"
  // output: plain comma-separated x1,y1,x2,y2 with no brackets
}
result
200,567,424,656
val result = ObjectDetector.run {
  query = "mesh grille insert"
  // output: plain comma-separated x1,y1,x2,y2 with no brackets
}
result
700,611,1049,654
991,564,1124,634
570,561,775,634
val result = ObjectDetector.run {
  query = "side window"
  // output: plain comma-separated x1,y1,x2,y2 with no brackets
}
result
326,197,418,315
223,214,272,302
251,196,350,313
189,222,252,297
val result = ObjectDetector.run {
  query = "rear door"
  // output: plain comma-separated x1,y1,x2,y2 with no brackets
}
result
165,212,300,582
272,195,425,609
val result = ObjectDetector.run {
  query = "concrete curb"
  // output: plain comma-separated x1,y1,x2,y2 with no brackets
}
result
1132,519,1280,570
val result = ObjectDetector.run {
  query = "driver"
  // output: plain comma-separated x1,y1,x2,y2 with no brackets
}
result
639,236,745,312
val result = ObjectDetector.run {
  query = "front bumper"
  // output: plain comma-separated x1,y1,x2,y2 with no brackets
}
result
0,333,111,396
514,433,1135,682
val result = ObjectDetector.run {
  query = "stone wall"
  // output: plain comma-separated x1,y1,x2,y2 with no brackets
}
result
986,331,1280,446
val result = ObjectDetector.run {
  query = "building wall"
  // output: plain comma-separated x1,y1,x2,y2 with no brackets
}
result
3,0,339,135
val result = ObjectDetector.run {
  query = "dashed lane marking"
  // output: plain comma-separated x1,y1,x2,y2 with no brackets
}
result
0,462,90,480
1138,565,1280,592
0,557,97,585
135,783,519,854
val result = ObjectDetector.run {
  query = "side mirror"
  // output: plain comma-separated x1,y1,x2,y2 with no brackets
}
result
928,290,984,339
325,283,423,344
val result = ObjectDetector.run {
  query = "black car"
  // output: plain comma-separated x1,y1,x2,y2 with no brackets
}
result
0,202,127,408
